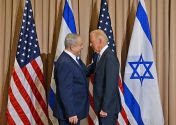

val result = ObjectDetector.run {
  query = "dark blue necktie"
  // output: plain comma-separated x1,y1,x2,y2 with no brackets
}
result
96,54,101,64
76,57,82,65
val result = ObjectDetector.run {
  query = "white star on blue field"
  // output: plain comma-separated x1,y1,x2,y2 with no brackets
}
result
128,55,154,85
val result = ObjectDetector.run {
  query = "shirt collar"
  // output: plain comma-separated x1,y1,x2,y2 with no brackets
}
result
99,45,108,57
64,50,78,63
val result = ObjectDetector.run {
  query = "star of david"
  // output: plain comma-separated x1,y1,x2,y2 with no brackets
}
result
128,55,154,85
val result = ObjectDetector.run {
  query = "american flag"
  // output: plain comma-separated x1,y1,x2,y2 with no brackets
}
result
6,0,48,124
89,0,130,125
97,0,116,52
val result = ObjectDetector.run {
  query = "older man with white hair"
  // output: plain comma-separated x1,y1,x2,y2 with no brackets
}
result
90,29,121,125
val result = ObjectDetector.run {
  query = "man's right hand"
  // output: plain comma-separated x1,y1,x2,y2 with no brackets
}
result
99,110,108,117
69,115,78,124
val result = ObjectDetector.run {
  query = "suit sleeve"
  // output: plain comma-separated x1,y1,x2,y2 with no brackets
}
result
102,55,119,113
56,62,76,118
86,52,97,77
78,59,95,77
86,62,96,77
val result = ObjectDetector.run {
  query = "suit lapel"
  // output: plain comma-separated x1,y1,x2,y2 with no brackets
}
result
95,48,110,72
63,52,87,78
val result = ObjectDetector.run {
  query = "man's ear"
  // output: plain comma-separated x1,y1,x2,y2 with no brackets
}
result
70,45,74,51
99,37,103,45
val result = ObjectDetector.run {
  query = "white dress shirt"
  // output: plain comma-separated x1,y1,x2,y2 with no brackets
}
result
64,50,79,64
99,45,108,59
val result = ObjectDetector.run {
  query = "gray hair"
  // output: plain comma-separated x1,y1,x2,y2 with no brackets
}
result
90,29,108,43
64,33,80,49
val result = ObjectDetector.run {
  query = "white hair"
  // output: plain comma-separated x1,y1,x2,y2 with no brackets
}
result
64,33,80,48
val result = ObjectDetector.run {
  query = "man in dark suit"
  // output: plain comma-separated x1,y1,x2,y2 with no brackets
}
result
90,29,121,125
54,33,93,125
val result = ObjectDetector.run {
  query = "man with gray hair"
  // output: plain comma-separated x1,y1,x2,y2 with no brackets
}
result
90,29,121,125
54,33,93,125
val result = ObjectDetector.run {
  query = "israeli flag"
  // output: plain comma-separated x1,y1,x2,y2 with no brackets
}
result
123,0,164,124
48,0,76,124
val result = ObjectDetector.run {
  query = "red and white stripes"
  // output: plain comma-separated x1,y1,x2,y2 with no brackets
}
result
7,57,48,125
117,74,130,125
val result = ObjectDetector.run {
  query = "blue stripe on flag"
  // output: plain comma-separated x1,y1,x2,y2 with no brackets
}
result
48,89,56,111
123,82,144,125
63,0,76,33
136,1,152,45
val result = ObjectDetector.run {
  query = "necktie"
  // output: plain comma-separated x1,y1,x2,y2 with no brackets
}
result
96,54,101,64
76,57,81,65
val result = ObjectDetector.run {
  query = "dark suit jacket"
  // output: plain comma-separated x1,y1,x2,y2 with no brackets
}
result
54,51,89,120
93,47,121,115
